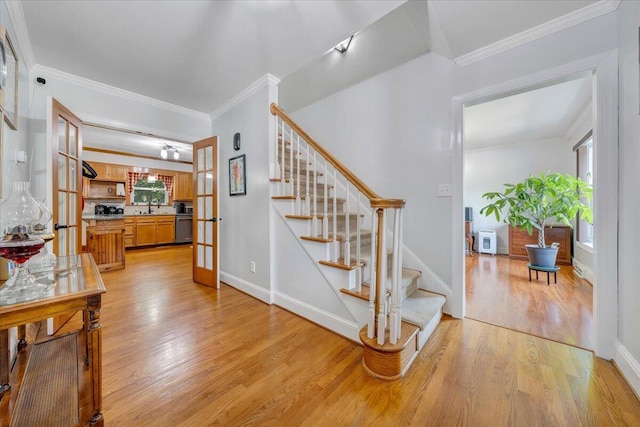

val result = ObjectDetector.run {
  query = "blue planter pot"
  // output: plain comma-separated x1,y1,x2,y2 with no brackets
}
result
525,244,559,267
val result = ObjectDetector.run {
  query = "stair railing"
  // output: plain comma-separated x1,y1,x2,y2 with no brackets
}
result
271,103,406,345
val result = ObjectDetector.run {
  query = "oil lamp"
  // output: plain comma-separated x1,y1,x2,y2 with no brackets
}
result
27,198,57,273
0,182,52,305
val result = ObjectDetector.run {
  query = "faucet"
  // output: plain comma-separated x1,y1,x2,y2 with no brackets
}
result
147,199,153,214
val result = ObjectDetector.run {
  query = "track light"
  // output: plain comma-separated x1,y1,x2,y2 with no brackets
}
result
334,35,353,54
160,145,179,160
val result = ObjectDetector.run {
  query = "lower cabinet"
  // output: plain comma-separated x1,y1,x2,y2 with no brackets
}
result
127,215,175,247
124,217,136,248
87,219,126,272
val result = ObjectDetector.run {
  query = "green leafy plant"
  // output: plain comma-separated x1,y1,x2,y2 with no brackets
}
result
480,172,592,248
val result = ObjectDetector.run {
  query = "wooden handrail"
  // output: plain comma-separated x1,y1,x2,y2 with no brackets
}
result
271,103,405,209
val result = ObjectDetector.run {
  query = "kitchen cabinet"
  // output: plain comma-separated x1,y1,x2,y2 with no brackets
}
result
86,219,126,271
90,161,128,182
133,215,175,247
174,172,193,201
124,217,136,248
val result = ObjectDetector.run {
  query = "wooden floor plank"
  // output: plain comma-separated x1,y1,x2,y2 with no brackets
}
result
465,253,593,349
32,246,640,426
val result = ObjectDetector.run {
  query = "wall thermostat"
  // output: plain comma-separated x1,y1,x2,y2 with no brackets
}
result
233,132,241,151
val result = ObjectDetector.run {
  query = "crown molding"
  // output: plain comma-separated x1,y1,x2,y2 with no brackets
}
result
455,0,621,67
210,73,280,121
31,64,211,121
5,0,36,70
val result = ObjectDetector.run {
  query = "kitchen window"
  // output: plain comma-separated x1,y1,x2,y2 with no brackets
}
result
128,173,174,206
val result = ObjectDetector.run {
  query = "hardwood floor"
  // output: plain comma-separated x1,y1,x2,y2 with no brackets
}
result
465,253,593,350
41,246,640,425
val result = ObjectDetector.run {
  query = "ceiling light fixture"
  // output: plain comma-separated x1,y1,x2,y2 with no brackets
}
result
334,35,353,54
160,145,179,160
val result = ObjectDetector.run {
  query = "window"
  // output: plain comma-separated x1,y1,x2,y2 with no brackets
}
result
575,132,593,246
131,177,168,206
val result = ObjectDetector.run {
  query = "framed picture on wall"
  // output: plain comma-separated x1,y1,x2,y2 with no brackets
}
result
229,154,246,196
0,26,18,130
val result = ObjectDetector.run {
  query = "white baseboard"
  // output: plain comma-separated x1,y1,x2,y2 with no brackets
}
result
220,271,273,304
273,291,361,343
572,258,594,283
615,339,640,398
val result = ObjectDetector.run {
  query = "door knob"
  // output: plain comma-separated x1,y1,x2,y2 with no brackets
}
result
54,223,68,230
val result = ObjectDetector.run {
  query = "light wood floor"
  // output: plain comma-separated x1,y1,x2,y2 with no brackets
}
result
50,246,640,425
465,253,593,350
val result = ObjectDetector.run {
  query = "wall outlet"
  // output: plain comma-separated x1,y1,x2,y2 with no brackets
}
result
250,261,256,273
438,184,452,197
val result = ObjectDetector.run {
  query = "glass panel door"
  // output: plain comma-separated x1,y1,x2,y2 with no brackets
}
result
193,137,218,288
51,99,83,256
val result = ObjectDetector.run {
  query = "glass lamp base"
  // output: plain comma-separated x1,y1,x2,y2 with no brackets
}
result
0,266,54,305
28,248,57,273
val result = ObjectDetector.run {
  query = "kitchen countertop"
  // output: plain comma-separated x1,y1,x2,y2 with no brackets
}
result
82,213,177,221
82,214,126,221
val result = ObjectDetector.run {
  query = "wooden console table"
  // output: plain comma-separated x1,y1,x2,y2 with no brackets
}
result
0,253,106,426
508,225,572,265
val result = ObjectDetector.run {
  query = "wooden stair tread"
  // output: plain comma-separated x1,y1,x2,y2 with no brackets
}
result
319,258,363,270
340,284,370,301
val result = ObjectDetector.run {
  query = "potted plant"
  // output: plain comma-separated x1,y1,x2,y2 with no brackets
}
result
480,172,592,267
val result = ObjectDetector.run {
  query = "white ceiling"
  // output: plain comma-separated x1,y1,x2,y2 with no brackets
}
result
463,75,592,151
14,0,615,159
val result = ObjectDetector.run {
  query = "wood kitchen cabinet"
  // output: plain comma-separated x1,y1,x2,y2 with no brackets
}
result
86,219,126,271
90,161,128,182
134,215,175,247
508,225,572,265
124,217,136,248
174,172,193,201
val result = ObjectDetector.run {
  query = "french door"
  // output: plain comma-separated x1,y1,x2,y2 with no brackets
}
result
51,98,83,256
192,137,219,288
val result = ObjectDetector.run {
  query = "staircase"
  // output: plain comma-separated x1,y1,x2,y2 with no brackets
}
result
270,103,445,380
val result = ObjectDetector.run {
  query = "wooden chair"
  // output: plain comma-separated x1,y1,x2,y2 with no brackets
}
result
465,221,474,257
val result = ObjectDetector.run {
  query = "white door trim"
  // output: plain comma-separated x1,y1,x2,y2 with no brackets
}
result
451,50,619,360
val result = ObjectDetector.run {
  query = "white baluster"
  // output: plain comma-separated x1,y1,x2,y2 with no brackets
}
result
356,192,361,292
305,144,310,216
332,168,338,262
344,182,350,266
322,158,328,240
289,129,294,195
367,210,377,339
311,150,318,236
274,117,280,181
390,208,401,344
280,122,286,195
377,209,387,345
295,134,301,215
396,209,404,340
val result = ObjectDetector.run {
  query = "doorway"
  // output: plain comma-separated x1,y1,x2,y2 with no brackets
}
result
451,51,619,360
462,75,594,349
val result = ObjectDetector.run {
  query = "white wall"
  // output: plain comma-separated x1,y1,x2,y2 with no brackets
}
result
27,69,211,207
0,0,35,366
1,0,31,196
290,52,457,288
212,85,274,299
616,0,640,395
464,137,573,254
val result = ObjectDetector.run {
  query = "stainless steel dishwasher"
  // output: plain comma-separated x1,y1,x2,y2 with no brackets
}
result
175,214,193,243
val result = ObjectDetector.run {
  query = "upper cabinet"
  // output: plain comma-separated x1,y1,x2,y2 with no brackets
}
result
90,162,127,182
174,172,193,201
